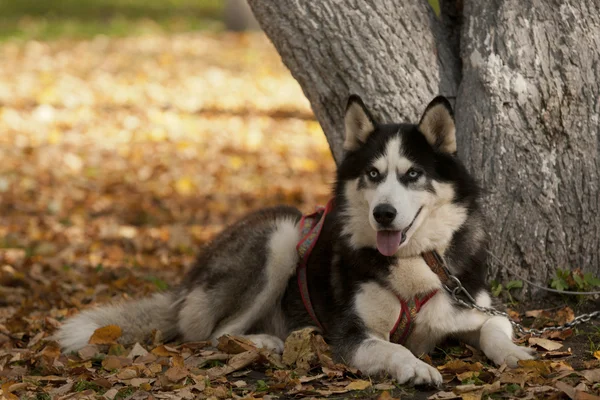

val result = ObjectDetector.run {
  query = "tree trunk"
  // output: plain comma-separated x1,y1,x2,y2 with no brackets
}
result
248,0,600,289
455,0,600,286
247,0,460,164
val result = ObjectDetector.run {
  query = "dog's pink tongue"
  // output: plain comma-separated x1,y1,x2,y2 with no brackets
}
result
376,231,403,256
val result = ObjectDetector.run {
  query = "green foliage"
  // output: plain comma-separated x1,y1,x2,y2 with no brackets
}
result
145,275,170,291
115,387,137,400
256,380,269,392
0,0,224,41
73,380,105,393
428,0,441,17
551,268,600,292
461,375,485,386
490,280,523,304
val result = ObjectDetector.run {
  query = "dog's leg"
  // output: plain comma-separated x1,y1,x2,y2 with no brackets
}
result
449,292,535,367
475,316,536,367
208,218,299,350
347,334,443,386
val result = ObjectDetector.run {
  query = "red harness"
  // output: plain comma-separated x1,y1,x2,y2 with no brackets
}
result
296,201,439,345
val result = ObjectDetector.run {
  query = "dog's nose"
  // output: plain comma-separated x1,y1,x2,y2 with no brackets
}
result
373,204,397,226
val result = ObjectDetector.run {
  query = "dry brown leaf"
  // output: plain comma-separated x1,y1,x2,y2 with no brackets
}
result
88,325,122,345
282,328,320,371
378,391,400,400
555,307,575,325
525,309,544,318
102,355,131,370
0,382,20,400
528,337,563,351
165,366,189,382
217,335,257,354
128,342,149,359
428,391,461,399
438,360,483,374
542,350,572,358
344,379,372,391
556,380,577,400
517,359,552,375
78,344,99,360
117,367,138,380
546,329,574,340
373,383,396,390
151,345,180,357
579,369,600,383
456,371,479,381
206,350,260,378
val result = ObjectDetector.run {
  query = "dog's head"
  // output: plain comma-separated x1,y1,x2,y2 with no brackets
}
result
336,95,479,257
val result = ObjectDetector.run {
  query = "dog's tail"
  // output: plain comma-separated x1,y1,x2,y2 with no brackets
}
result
55,292,179,353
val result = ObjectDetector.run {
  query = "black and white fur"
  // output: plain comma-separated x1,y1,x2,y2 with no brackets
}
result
56,96,534,386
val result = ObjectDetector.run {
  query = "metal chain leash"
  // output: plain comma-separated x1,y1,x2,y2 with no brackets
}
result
442,269,600,336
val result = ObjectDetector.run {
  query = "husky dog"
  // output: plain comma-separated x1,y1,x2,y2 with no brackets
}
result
56,95,534,386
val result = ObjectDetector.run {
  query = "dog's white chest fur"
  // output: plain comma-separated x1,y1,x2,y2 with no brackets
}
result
354,257,444,348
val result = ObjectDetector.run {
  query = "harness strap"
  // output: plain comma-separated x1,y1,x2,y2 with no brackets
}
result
389,290,438,344
296,199,334,330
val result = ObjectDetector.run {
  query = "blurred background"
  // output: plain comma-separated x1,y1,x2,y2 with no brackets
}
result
0,1,334,310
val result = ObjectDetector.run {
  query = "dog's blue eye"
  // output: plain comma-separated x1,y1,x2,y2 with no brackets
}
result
407,169,421,180
368,169,379,179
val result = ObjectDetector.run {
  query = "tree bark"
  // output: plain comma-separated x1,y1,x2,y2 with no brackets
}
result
456,0,600,286
248,0,600,288
247,0,460,164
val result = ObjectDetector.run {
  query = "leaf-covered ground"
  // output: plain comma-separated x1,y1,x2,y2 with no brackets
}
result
1,29,599,400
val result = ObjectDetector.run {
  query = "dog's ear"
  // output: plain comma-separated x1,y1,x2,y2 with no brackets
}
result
418,96,456,154
344,95,376,151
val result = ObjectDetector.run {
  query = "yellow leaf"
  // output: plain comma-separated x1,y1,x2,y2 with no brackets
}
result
151,345,180,357
594,350,600,360
47,129,62,144
89,325,122,345
438,360,483,373
228,156,244,170
175,177,195,196
344,379,372,391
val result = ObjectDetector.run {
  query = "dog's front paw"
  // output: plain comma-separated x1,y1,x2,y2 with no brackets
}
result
489,342,536,368
391,355,443,386
244,334,285,353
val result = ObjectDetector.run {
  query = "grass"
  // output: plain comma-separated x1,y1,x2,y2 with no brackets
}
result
0,0,224,41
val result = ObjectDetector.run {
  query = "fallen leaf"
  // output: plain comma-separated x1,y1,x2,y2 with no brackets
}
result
373,383,396,390
542,350,572,358
438,360,483,374
579,369,600,383
556,380,577,400
378,391,399,400
206,350,260,378
78,344,99,360
555,307,575,325
525,309,544,318
428,391,461,399
529,337,563,351
151,345,180,357
282,328,320,371
117,368,138,380
89,325,122,345
0,382,19,400
344,379,372,391
594,350,600,360
165,366,189,382
217,335,257,354
128,342,149,359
